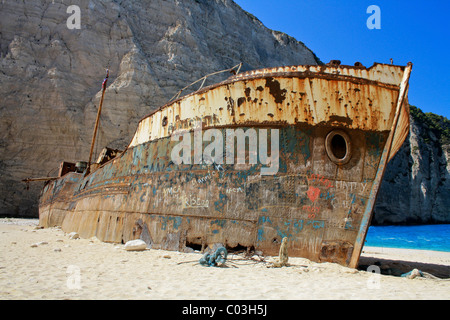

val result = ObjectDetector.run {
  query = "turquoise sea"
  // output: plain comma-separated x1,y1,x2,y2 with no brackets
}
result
364,224,450,252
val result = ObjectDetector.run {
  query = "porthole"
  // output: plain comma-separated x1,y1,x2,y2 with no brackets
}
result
325,130,352,165
162,116,168,127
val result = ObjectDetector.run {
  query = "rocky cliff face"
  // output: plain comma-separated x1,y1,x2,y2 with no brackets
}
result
0,0,319,217
374,113,450,225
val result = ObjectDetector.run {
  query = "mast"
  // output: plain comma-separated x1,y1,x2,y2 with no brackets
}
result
86,69,109,176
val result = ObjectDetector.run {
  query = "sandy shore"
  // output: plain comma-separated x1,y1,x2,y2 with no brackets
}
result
0,218,449,300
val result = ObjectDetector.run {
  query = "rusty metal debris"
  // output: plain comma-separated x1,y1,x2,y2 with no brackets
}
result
35,62,413,269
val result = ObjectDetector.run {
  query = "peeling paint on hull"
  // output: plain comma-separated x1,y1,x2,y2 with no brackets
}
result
39,63,412,268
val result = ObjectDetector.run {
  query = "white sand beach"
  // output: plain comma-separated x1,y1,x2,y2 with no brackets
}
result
0,218,449,300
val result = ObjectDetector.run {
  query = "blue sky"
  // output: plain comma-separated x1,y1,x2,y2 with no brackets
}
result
234,0,450,119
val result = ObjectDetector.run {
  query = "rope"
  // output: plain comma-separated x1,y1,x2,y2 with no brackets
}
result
168,63,243,103
199,247,228,267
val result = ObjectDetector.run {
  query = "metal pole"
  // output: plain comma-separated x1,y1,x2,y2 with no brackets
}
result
349,62,413,269
86,69,109,175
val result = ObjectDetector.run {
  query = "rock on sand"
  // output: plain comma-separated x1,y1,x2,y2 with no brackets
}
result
124,240,147,252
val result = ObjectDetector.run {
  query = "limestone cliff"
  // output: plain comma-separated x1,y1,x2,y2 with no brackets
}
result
374,108,450,225
0,0,319,217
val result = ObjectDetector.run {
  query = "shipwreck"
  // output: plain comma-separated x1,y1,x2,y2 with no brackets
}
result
33,61,413,268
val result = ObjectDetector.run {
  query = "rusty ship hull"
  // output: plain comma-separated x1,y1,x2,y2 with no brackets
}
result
38,63,412,268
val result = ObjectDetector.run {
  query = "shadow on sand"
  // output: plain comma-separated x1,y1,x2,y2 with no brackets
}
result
359,256,450,279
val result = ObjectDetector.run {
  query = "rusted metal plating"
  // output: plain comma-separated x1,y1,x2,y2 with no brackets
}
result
39,62,412,268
